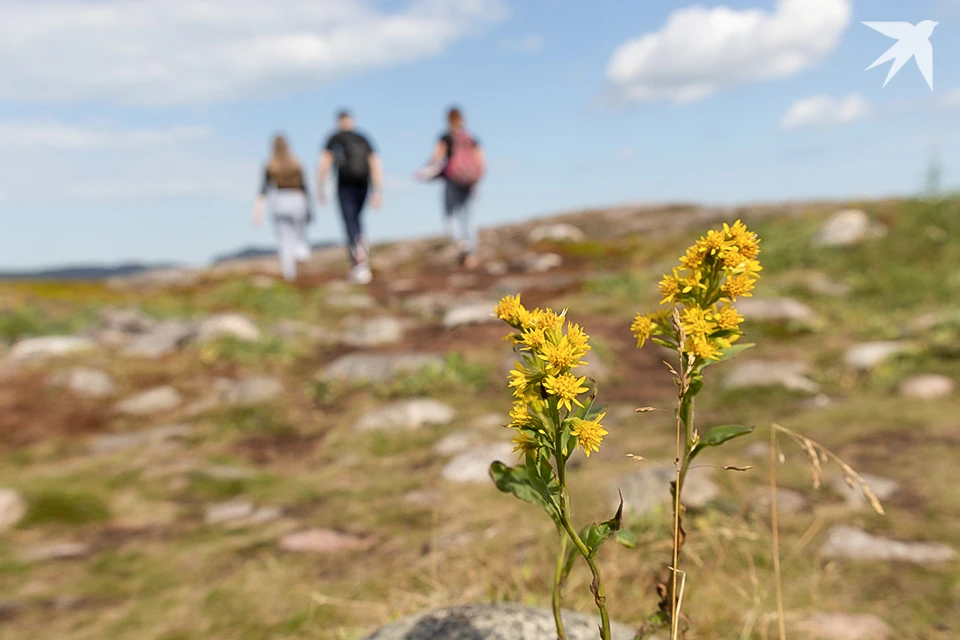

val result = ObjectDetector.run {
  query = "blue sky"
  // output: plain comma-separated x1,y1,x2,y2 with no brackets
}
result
1,0,959,269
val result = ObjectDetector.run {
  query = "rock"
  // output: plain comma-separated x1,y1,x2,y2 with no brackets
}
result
328,292,377,310
828,473,899,508
749,487,807,515
48,367,116,398
220,376,283,406
821,525,956,564
358,399,455,432
529,223,586,244
90,424,193,454
279,529,368,554
799,393,834,410
195,314,261,343
616,466,719,518
898,374,954,400
736,297,820,328
799,271,851,297
793,612,891,640
403,292,457,320
0,489,26,532
521,253,563,273
199,465,258,481
343,317,404,348
442,301,498,329
122,320,196,358
814,209,886,247
442,443,515,483
204,500,281,526
724,360,820,394
272,320,329,343
485,260,509,276
360,603,635,640
7,336,95,361
323,353,445,384
97,307,157,334
448,273,480,289
433,431,479,456
469,413,509,430
844,342,908,371
20,542,91,563
113,386,182,416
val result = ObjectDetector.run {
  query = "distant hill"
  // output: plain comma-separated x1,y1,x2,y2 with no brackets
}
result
210,241,339,265
0,262,178,281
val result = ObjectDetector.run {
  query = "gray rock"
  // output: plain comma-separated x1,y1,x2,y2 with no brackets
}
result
814,209,886,247
90,424,193,454
724,360,820,394
844,341,908,371
799,271,851,297
749,487,807,515
793,612,891,640
442,443,515,484
361,603,635,640
199,465,258,481
328,292,377,310
343,317,404,348
358,399,455,432
195,313,261,343
322,353,445,384
0,489,26,532
403,292,457,320
8,336,95,361
442,301,498,329
521,253,564,273
204,500,281,526
529,223,586,244
20,542,91,563
736,297,820,328
279,529,367,554
898,374,954,400
616,466,719,518
113,386,182,416
433,431,479,456
828,473,900,508
272,319,329,343
220,376,283,406
122,320,196,358
48,367,116,398
97,307,157,334
821,525,956,564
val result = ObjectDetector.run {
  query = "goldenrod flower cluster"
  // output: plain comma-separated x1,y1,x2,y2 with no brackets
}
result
631,220,761,362
495,294,607,458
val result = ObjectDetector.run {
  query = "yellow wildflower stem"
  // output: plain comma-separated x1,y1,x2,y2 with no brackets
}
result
552,531,569,640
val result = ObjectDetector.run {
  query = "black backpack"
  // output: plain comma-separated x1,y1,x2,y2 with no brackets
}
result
335,134,370,183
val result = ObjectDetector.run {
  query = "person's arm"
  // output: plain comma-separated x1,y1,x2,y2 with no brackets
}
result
369,152,383,209
253,167,269,226
317,150,333,205
431,139,448,165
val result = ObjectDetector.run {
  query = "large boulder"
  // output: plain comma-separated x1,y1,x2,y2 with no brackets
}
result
821,525,956,565
724,360,820,394
442,302,499,329
322,353,445,384
898,374,954,400
616,466,719,518
122,320,196,358
528,223,586,244
844,342,908,371
441,443,514,484
343,317,404,348
736,297,820,329
48,367,116,398
0,489,26,532
113,386,183,416
814,209,886,247
195,314,261,343
357,399,455,432
8,336,95,361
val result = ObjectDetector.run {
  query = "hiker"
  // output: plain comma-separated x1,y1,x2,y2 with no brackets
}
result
252,134,312,282
317,110,383,284
416,106,485,269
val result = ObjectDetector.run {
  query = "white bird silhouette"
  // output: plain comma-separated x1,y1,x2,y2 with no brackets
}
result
863,20,938,90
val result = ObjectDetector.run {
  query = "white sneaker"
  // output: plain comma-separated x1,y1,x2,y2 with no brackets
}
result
349,263,372,285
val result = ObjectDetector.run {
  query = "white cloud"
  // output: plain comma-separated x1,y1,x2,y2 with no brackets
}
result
501,34,543,53
0,0,506,105
604,0,851,105
779,93,870,129
0,121,211,149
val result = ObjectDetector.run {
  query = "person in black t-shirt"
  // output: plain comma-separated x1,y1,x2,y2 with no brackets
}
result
317,110,383,284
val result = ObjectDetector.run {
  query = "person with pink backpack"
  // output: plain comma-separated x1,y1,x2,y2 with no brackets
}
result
416,107,486,269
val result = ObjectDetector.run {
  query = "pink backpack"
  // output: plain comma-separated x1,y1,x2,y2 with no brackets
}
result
444,130,483,188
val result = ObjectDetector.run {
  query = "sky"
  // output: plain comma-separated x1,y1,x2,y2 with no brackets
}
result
2,0,960,269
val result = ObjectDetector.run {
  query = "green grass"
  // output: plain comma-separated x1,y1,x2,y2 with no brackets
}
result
19,489,111,527
376,353,492,399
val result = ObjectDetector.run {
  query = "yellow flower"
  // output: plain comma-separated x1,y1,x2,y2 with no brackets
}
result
685,336,721,360
712,305,743,330
730,258,763,278
721,247,744,269
520,327,547,351
571,412,608,458
724,220,761,260
701,229,730,255
679,245,706,270
659,272,682,304
508,365,538,398
722,274,757,300
565,322,590,351
537,335,587,374
631,313,654,348
495,294,528,328
543,373,589,412
680,305,716,339
509,401,532,428
525,307,566,332
511,430,540,458
680,270,707,297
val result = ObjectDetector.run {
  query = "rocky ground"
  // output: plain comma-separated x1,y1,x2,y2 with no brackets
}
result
0,198,958,639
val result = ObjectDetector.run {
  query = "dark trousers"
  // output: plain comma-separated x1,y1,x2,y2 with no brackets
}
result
337,183,369,264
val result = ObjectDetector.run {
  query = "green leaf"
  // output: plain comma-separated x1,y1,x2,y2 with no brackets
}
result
700,424,755,447
687,375,704,398
615,528,638,549
489,461,560,524
651,336,677,350
583,492,624,557
700,342,755,369
525,453,561,517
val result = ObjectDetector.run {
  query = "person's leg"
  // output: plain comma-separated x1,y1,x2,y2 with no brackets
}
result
454,186,477,255
443,181,458,244
338,186,361,265
353,185,370,265
274,216,298,282
295,216,311,262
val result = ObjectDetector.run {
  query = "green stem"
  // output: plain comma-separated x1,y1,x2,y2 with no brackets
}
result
555,433,612,640
552,532,569,640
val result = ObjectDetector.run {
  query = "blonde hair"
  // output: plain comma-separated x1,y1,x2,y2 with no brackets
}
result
267,134,303,189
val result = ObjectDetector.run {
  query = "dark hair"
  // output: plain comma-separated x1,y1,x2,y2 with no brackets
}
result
447,107,463,129
337,109,351,120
